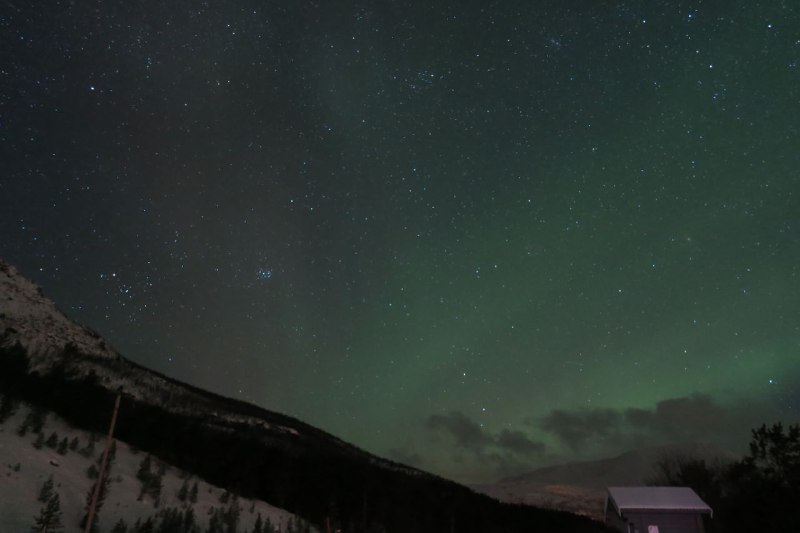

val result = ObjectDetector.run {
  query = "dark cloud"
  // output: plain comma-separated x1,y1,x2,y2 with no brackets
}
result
538,394,765,454
426,411,493,452
540,408,622,450
625,394,732,436
387,443,423,468
496,429,546,456
425,411,546,478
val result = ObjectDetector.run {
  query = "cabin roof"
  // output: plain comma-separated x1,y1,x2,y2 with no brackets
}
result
607,486,712,517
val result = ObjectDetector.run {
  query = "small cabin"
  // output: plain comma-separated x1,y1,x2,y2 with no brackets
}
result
604,486,712,533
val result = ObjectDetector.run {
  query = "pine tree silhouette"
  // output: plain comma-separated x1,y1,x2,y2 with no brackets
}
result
57,437,69,455
189,481,199,503
38,475,55,503
32,492,63,532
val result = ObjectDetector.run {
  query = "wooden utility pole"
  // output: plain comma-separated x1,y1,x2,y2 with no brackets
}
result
84,393,121,533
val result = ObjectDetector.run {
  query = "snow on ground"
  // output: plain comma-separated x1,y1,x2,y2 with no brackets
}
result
0,401,300,532
474,480,606,520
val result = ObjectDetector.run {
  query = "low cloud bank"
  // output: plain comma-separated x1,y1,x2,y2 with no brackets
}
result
538,393,763,453
407,393,779,482
422,410,546,479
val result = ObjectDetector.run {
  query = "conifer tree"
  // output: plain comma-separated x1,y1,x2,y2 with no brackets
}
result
135,453,163,504
207,510,224,533
252,514,263,533
189,481,199,503
0,394,20,424
137,455,152,481
33,432,45,449
177,479,189,502
80,437,96,458
32,492,63,532
19,406,48,435
150,472,163,504
136,517,155,533
106,440,117,463
69,437,80,451
110,518,128,533
57,437,69,455
33,406,48,432
38,475,55,503
80,440,116,532
183,506,197,532
17,410,31,436
45,432,59,448
157,507,182,530
223,496,240,533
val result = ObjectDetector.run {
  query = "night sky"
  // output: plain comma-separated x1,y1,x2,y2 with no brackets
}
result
2,1,799,483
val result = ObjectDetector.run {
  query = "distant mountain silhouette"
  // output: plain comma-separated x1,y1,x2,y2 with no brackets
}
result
473,442,738,520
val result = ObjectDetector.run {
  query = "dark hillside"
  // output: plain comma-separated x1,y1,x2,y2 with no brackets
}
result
0,340,611,533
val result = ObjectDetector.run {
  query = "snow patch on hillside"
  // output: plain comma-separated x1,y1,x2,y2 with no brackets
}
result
0,261,119,369
0,260,306,441
0,401,301,532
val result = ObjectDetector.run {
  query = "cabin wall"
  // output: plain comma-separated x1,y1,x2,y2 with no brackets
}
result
604,500,629,532
625,511,706,533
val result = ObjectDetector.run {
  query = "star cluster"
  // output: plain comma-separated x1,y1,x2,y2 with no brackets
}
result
2,0,799,482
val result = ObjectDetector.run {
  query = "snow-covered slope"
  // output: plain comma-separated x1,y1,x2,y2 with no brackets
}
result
0,401,299,532
0,260,616,533
0,259,430,481
0,259,352,451
0,261,119,368
0,259,243,414
0,259,431,528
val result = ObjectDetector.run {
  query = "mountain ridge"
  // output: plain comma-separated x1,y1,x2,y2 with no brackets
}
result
0,259,399,465
0,259,612,532
495,440,738,488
